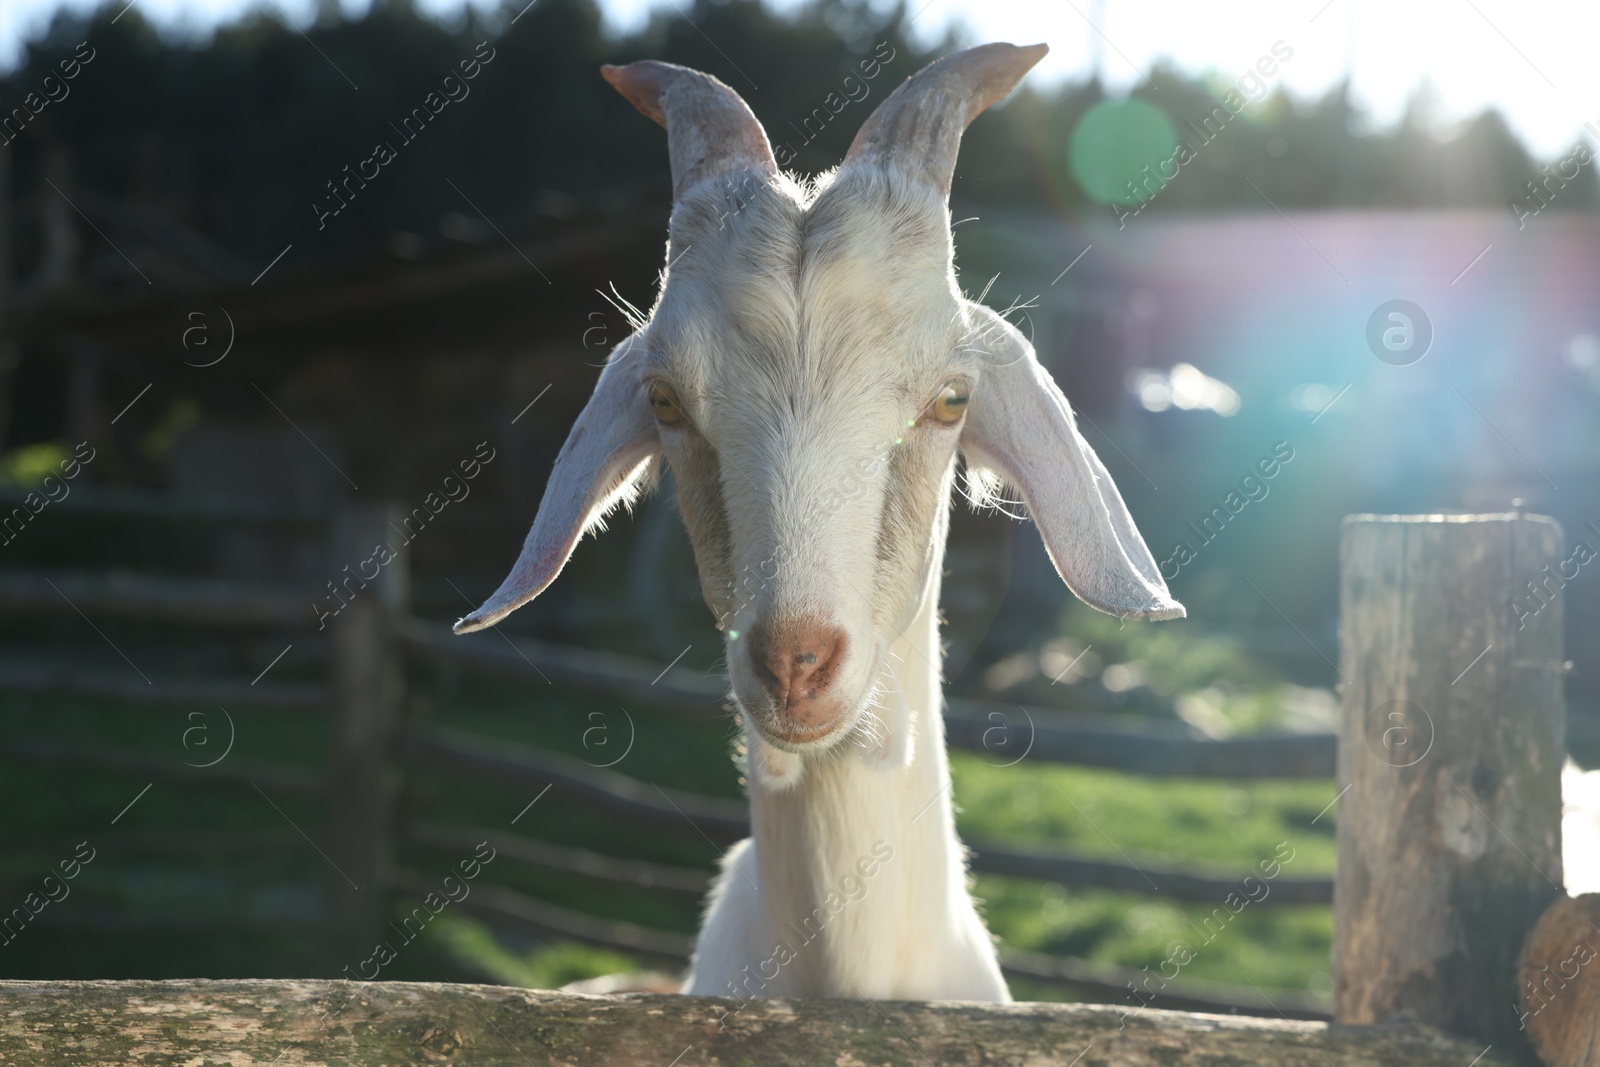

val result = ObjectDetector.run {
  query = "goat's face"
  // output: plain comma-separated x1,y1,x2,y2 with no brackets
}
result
456,45,1184,754
645,169,975,748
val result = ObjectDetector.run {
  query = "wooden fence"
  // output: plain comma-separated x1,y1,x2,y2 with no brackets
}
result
0,493,1571,1064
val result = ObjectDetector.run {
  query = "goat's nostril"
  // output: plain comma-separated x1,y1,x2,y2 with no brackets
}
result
748,620,847,722
755,661,783,698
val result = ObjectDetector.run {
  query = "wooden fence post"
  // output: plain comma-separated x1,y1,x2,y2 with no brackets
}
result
1336,513,1566,1048
327,503,408,962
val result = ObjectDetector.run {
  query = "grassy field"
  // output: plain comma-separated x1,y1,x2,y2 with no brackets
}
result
956,756,1336,997
414,742,1340,1001
0,598,1340,1004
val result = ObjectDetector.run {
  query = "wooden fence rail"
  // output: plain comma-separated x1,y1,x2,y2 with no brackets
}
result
407,620,1340,778
0,980,1515,1066
0,569,310,628
411,725,1336,905
414,726,752,840
3,568,1341,777
965,838,1333,905
407,822,714,895
0,658,327,708
0,739,325,796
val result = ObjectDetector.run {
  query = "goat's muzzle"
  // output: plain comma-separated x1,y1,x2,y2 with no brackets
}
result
747,617,849,742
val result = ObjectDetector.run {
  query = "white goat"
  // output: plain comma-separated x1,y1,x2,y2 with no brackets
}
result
455,42,1184,1003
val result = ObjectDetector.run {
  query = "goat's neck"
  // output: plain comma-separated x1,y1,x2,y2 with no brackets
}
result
747,560,966,996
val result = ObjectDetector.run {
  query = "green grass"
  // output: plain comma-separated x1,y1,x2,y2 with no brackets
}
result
952,754,1336,995
0,613,1340,1001
951,755,1336,868
427,914,643,988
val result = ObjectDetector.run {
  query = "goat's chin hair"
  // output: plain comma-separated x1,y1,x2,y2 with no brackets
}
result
852,662,913,770
745,647,908,787
748,731,806,792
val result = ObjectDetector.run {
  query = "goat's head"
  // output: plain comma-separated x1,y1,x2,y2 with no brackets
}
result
456,43,1183,756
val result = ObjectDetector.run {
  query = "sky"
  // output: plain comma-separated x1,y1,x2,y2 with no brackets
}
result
1,0,1596,158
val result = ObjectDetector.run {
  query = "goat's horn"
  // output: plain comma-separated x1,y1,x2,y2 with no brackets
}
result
841,42,1047,196
601,61,776,200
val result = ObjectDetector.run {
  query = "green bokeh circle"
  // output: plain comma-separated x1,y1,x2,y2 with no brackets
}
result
1068,98,1181,205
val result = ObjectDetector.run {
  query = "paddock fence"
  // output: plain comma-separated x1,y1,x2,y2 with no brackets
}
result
0,490,1339,1018
0,494,1572,1063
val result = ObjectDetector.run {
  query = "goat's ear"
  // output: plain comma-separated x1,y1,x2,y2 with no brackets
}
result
959,303,1185,622
455,337,660,634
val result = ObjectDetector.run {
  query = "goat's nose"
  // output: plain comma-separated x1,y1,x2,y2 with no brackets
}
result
749,620,847,728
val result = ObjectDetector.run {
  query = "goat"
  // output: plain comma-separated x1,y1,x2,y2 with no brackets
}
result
455,42,1185,1003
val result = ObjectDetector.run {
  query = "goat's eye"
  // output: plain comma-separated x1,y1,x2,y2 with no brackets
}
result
648,381,686,426
930,383,969,425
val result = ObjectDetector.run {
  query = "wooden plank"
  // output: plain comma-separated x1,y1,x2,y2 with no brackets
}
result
0,569,310,628
0,486,325,527
412,726,750,841
0,659,327,708
28,905,327,934
402,619,729,716
999,948,1330,1019
944,698,1335,778
965,837,1332,905
406,621,1337,778
2,830,307,856
1336,514,1566,1050
0,979,1517,1065
395,870,697,971
406,823,712,895
0,740,324,796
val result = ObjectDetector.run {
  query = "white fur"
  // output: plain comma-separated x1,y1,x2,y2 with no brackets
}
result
685,581,1010,1001
457,47,1183,1004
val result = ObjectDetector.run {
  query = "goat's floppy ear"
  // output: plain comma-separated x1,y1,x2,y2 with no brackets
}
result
454,337,660,634
960,303,1185,622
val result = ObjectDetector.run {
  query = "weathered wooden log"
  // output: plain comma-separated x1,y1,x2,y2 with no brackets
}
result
1518,893,1600,1067
0,979,1518,1066
1336,514,1567,1048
